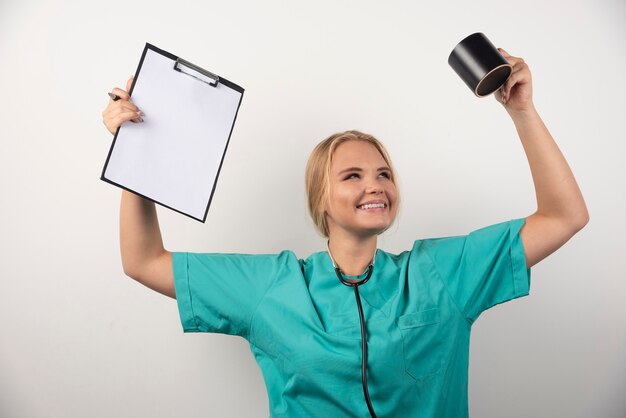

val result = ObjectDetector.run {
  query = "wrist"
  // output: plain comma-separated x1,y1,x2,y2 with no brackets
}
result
507,103,540,124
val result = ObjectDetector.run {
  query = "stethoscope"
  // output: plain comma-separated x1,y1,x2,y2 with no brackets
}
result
328,246,378,418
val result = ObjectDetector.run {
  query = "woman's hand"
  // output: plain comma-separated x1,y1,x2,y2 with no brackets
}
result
495,48,534,114
101,76,143,135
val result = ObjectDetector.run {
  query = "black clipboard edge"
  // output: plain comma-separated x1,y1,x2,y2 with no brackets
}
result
101,176,206,222
200,84,244,222
100,42,245,223
144,43,244,93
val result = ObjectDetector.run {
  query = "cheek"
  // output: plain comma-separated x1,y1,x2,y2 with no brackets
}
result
330,185,355,205
387,184,398,204
390,203,399,218
325,189,346,216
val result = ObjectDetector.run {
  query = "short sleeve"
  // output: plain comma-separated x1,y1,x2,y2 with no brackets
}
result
173,251,293,338
422,218,531,324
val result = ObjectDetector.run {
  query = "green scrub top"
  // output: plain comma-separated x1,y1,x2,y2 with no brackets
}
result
173,218,530,417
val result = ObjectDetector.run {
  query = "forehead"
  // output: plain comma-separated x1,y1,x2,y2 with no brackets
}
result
331,140,387,171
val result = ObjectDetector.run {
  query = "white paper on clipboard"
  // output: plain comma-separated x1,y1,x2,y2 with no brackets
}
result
101,43,244,222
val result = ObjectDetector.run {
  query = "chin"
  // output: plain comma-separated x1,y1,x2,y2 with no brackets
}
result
359,222,391,237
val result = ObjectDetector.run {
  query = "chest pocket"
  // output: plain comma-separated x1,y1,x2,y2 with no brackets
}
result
397,308,445,380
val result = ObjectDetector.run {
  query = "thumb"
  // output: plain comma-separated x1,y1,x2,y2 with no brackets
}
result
126,75,134,92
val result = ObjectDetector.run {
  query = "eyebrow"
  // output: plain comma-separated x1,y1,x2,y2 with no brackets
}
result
338,166,390,175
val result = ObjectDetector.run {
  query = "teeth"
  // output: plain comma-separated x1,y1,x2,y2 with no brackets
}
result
359,203,386,210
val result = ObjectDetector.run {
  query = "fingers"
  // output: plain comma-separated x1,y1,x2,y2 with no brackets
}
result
498,48,511,58
498,48,524,66
496,48,531,104
103,102,142,122
103,109,143,134
125,75,134,93
102,104,143,134
495,86,506,104
502,67,527,95
102,78,143,135
103,95,141,118
110,87,131,102
107,76,134,102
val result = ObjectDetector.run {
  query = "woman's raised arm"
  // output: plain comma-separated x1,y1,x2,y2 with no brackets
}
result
496,48,589,268
102,77,175,298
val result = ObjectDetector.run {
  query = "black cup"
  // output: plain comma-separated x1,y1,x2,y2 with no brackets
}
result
448,33,512,97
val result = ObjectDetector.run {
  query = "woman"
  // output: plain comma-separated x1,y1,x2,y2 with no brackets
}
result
101,49,588,417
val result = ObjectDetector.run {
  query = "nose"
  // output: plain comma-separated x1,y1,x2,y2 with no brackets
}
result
366,184,384,195
364,172,385,195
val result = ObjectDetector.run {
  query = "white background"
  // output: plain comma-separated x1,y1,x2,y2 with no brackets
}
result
1,0,624,417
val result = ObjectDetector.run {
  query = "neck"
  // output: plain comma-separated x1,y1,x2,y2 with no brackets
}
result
327,231,377,276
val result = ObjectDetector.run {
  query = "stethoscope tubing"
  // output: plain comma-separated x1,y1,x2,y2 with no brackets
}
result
335,266,378,418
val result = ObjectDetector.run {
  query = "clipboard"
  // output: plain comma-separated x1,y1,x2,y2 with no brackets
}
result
101,43,244,222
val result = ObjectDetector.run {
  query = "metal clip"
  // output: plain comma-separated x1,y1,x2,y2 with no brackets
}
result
174,58,219,87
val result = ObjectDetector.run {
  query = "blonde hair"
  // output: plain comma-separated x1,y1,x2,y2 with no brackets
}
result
305,130,399,237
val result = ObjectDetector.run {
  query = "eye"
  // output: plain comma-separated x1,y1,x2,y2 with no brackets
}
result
379,171,391,179
344,173,360,180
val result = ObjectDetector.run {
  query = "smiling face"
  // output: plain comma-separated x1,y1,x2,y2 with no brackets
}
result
325,140,398,240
